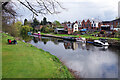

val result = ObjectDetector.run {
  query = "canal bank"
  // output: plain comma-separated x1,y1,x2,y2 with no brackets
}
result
40,33,120,47
2,33,74,78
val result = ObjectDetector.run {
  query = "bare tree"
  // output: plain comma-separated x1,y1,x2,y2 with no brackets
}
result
2,0,64,17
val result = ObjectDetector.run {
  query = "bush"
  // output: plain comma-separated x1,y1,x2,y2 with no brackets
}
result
21,25,31,35
9,21,22,37
41,26,54,33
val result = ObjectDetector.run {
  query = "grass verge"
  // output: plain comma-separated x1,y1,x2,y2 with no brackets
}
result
2,33,74,78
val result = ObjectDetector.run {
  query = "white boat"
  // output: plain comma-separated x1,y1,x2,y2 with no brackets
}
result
94,39,109,46
76,37,86,43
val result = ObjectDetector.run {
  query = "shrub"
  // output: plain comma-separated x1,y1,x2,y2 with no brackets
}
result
9,21,22,37
21,25,31,35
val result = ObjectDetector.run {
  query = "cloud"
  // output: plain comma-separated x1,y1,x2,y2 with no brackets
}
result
15,0,120,22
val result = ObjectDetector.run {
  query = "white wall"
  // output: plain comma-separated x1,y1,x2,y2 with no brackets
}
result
73,23,78,32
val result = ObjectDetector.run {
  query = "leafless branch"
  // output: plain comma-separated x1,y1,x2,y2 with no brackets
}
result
2,0,65,17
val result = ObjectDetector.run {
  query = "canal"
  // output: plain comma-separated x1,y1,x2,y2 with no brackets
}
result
28,36,119,78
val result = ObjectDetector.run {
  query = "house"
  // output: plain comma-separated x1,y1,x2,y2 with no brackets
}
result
100,21,111,31
64,22,73,34
86,19,91,30
81,20,86,29
90,19,101,31
111,18,120,31
72,21,79,32
54,27,65,34
77,20,82,30
99,18,120,31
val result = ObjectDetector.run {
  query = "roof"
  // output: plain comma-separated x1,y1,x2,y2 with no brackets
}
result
102,21,111,23
112,18,120,22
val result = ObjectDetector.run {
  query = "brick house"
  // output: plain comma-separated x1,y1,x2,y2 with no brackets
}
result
67,22,73,34
111,18,120,31
86,19,91,30
81,20,86,29
99,18,120,31
62,22,73,34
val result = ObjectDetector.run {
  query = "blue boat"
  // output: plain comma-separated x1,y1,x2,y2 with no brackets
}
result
86,41,94,44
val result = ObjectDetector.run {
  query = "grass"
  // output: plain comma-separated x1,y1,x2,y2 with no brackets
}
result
41,33,120,40
2,33,73,78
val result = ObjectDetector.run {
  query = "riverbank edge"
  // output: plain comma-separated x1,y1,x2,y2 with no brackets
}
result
40,33,120,40
2,33,75,78
40,33,120,47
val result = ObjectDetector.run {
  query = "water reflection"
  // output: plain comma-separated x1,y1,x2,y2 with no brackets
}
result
21,34,32,42
30,36,119,78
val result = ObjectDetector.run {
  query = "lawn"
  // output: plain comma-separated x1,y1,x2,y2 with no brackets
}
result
2,33,73,78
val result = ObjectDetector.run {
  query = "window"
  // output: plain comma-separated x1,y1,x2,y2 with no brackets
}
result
94,24,96,27
84,24,85,27
92,24,93,27
75,28,77,30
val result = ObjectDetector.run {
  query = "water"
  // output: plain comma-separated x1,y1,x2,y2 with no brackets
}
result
28,36,119,78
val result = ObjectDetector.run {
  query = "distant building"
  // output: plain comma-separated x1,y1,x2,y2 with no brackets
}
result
80,19,101,31
100,18,120,31
86,19,91,30
77,20,82,30
81,20,86,29
72,21,79,32
54,27,65,34
111,18,120,31
100,21,111,31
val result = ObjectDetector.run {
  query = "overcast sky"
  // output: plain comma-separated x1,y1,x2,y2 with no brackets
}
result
15,0,120,23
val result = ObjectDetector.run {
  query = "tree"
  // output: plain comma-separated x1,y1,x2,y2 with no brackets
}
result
10,21,22,37
32,18,40,29
2,0,64,17
24,19,28,25
2,0,64,35
54,20,61,26
42,17,47,25
2,2,17,33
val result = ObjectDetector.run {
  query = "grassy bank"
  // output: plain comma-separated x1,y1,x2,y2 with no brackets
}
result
41,33,120,40
2,33,73,78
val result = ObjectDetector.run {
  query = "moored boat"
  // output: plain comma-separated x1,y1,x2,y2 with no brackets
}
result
33,33,41,35
33,32,41,36
62,37,76,41
94,38,109,46
75,37,86,43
